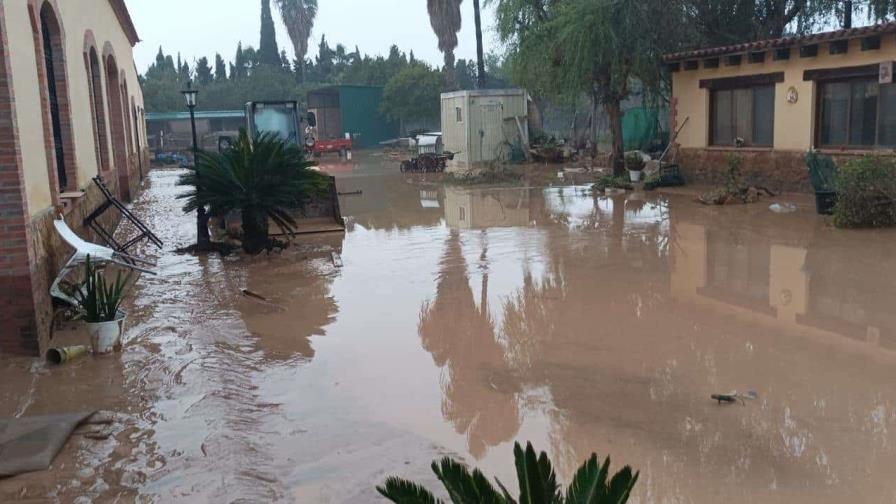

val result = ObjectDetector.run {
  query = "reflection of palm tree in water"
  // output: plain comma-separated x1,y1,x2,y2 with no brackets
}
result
419,231,521,459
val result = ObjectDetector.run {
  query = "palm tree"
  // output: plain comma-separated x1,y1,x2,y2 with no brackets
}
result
472,0,486,88
177,130,327,254
273,0,318,81
427,0,463,88
378,441,639,503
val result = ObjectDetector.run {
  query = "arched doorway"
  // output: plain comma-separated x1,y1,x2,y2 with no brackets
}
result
86,46,110,172
36,2,75,192
104,52,129,199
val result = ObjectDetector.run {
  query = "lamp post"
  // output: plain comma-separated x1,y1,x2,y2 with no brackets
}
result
182,80,210,250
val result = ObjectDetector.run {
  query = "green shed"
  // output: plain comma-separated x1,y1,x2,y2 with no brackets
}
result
307,85,399,149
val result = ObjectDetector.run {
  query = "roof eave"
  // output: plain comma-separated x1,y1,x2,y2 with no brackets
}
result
108,0,140,47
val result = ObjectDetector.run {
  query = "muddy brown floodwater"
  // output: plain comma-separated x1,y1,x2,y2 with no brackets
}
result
3,154,896,503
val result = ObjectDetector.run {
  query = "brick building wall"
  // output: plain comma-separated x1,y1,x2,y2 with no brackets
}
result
0,0,147,356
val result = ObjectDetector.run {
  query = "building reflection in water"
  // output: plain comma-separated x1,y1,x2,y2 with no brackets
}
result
422,184,896,500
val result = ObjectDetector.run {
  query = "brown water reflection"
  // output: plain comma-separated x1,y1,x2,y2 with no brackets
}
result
2,158,896,502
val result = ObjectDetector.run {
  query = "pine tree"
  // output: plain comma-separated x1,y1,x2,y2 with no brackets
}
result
258,0,281,65
315,35,334,82
280,50,292,72
233,43,247,80
214,53,227,81
195,57,213,84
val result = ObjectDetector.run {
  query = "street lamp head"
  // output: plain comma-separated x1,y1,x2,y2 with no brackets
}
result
182,80,198,108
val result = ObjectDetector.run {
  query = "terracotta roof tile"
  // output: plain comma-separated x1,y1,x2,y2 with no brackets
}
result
663,22,896,62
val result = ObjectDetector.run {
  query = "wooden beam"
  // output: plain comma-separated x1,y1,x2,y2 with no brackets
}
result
829,39,849,55
773,48,791,61
703,58,719,69
699,72,785,90
725,55,743,66
803,63,880,81
800,44,819,58
683,60,699,71
748,51,766,64
861,36,881,51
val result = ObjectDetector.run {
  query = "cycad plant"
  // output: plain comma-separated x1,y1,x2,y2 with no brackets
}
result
72,256,131,323
178,130,327,254
377,442,639,504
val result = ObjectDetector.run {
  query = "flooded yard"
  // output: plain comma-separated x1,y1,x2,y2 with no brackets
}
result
3,156,896,503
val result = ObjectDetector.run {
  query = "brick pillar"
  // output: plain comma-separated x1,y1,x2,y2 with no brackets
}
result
0,5,40,355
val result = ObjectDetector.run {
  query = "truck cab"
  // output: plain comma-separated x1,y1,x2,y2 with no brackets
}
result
244,101,317,149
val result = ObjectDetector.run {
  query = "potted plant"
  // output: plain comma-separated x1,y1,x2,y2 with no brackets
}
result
625,152,646,182
71,256,131,354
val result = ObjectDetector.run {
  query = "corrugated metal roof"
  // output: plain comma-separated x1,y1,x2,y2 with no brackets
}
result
663,22,896,62
145,110,246,122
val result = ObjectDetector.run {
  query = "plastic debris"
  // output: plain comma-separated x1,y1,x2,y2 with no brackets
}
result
769,203,798,214
46,346,88,365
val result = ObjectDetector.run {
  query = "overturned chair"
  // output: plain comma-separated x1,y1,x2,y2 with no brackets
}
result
49,218,157,307
84,175,163,256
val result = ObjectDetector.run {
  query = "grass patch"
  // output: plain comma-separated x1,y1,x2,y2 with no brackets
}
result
444,167,524,186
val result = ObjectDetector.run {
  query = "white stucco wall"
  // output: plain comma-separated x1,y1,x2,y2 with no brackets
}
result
2,0,147,216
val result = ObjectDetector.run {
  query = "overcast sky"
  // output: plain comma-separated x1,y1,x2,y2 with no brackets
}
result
126,0,498,74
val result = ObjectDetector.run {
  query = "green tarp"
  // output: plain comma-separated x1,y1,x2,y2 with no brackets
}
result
622,107,668,151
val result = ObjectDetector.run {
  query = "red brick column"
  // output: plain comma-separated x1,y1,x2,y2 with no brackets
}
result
0,4,40,355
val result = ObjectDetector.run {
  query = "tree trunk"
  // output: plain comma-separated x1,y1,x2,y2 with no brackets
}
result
590,92,599,153
444,50,456,90
605,98,625,177
473,0,486,88
843,0,853,29
241,207,270,254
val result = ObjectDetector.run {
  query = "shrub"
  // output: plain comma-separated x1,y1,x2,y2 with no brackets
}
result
178,130,328,254
833,156,896,229
625,152,645,172
378,441,638,504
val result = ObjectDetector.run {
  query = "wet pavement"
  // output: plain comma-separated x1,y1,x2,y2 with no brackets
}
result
3,155,896,502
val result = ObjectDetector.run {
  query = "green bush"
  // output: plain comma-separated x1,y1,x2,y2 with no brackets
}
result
833,156,896,229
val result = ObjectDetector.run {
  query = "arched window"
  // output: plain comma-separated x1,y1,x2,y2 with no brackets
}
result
35,2,76,192
104,52,129,200
86,46,110,172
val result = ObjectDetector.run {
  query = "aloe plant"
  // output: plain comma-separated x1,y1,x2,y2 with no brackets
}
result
71,256,131,323
377,442,639,504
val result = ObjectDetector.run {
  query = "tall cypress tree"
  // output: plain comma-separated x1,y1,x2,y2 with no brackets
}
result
214,53,227,81
258,0,281,66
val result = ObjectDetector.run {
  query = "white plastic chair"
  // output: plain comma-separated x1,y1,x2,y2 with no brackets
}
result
50,218,157,306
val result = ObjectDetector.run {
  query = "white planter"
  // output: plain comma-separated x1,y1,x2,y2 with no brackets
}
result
629,170,642,182
86,311,125,354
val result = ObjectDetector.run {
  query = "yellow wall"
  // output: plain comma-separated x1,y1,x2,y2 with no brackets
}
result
672,36,896,152
2,0,147,216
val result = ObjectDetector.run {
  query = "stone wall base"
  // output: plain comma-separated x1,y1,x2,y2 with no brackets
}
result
676,148,878,193
677,148,811,193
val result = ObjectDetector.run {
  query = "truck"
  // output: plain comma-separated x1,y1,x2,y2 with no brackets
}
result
244,100,352,158
238,100,346,234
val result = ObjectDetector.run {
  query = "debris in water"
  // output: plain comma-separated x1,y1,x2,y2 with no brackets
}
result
241,289,268,302
769,203,798,213
331,252,344,268
712,390,758,405
46,346,88,365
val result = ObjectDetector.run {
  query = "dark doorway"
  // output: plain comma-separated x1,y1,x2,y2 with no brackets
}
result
40,9,66,190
